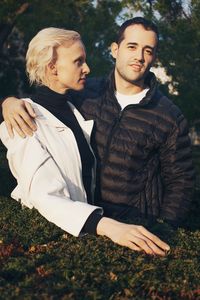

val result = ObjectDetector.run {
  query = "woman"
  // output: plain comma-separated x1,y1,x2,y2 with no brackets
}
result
0,28,169,255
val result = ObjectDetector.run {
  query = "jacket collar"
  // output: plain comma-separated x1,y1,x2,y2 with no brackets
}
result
106,69,159,107
23,98,94,142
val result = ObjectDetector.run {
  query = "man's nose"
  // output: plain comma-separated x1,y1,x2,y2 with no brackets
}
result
135,48,144,62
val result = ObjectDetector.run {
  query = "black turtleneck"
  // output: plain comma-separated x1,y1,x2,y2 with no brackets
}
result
31,86,102,234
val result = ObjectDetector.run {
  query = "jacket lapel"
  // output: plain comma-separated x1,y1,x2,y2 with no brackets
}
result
23,98,94,143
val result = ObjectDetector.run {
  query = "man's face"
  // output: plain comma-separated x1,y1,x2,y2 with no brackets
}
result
53,40,90,93
111,24,158,89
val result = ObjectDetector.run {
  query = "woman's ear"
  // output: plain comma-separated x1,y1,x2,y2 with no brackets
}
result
111,42,119,59
47,62,57,75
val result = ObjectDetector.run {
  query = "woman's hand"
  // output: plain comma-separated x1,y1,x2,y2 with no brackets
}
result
2,97,37,138
97,217,170,256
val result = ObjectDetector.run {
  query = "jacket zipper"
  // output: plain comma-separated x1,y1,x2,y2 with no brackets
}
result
101,109,123,168
101,103,139,169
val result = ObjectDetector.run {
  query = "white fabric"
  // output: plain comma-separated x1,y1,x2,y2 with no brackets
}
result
0,99,103,237
116,88,149,110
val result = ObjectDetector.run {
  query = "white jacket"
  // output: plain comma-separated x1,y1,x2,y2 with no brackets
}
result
0,99,103,237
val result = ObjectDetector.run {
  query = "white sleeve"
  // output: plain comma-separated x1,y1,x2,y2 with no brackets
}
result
0,124,103,237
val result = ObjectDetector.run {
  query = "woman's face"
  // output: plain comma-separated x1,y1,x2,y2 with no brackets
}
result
49,40,90,94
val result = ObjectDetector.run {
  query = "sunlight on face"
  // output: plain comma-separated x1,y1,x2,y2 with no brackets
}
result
49,41,90,94
111,24,157,92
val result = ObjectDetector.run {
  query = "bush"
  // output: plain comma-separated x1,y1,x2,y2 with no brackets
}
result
0,144,200,299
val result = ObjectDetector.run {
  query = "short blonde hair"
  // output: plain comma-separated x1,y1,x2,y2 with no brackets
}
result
26,27,81,86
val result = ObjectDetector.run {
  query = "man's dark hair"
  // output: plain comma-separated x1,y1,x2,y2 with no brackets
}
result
117,17,159,45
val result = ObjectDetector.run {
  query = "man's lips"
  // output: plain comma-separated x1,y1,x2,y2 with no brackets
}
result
129,64,143,71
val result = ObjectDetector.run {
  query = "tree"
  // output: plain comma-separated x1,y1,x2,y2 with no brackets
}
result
121,0,200,123
0,0,199,123
0,0,123,98
0,2,30,97
154,0,200,123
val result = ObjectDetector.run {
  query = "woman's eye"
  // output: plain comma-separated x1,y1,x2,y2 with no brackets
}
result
75,59,84,66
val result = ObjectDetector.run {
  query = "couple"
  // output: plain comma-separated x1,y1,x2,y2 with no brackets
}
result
0,17,194,256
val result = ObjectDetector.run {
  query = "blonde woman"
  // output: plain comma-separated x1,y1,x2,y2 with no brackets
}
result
0,28,169,255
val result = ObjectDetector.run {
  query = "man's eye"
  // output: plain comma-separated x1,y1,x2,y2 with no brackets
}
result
128,46,136,50
145,49,153,55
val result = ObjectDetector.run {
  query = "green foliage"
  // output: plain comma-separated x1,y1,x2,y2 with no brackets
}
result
155,0,200,124
0,0,122,98
118,0,200,123
0,142,200,299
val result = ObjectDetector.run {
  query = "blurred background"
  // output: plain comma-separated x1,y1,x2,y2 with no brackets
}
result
0,3,200,297
0,0,200,136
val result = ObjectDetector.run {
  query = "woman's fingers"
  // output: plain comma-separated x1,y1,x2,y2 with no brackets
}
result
129,233,166,256
96,218,170,256
126,233,154,255
125,240,141,252
137,226,170,252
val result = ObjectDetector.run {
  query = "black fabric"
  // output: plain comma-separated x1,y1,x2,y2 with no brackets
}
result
77,71,195,225
81,210,103,234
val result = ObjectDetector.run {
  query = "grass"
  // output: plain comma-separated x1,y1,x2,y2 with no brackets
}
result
0,143,200,300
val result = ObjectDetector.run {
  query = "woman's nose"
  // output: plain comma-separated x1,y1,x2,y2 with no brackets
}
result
83,62,90,74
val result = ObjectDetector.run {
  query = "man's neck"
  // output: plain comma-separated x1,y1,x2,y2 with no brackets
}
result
114,70,146,95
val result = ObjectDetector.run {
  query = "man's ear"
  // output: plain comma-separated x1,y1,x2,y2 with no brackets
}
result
111,42,119,59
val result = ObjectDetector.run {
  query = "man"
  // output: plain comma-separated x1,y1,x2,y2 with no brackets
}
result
0,17,194,251
77,18,194,225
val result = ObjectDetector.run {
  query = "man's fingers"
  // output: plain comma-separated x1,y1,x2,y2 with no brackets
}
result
20,110,37,132
2,98,37,138
10,118,27,138
13,114,34,137
5,121,14,139
24,101,37,119
138,226,170,251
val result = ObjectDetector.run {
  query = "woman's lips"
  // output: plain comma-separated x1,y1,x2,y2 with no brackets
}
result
79,78,86,83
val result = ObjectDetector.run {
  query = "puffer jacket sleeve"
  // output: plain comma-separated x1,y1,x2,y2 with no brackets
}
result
159,112,195,224
0,123,102,237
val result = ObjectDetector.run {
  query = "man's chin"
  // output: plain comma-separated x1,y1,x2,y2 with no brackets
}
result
126,77,144,87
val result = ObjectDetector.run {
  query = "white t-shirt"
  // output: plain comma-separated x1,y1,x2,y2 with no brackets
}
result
116,88,149,110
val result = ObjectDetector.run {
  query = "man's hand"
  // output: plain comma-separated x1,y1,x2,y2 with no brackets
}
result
2,97,37,138
97,217,170,256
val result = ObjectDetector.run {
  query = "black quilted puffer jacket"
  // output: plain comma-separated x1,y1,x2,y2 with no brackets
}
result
74,70,195,224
